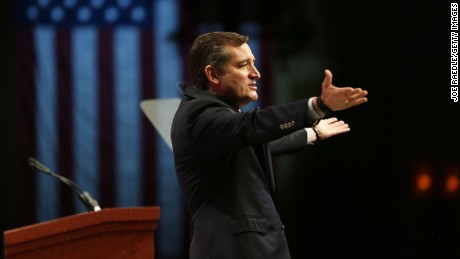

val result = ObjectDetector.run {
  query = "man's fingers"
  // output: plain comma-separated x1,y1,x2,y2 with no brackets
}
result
350,90,368,99
324,117,338,123
338,127,351,134
346,90,368,104
353,97,368,106
322,69,333,89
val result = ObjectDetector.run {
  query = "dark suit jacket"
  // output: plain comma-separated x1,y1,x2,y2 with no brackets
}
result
171,86,319,259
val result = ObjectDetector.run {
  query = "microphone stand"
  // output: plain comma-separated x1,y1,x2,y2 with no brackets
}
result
28,157,101,212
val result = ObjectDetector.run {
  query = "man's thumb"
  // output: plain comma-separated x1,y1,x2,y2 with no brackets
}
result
322,69,333,88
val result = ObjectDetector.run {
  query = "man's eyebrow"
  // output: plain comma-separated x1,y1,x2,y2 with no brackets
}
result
236,58,255,65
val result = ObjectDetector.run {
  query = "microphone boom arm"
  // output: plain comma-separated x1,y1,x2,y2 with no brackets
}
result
28,157,101,212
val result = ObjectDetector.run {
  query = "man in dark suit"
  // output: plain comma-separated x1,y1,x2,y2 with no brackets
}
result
171,32,368,258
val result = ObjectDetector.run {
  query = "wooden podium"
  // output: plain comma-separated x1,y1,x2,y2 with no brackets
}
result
3,207,160,259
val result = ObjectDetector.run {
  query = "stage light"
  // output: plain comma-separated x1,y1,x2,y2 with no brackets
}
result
416,173,431,192
411,163,432,199
445,174,459,193
443,165,460,199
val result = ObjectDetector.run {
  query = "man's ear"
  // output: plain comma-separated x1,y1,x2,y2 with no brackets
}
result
204,65,219,85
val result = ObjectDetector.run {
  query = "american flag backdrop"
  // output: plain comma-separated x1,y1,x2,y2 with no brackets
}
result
14,0,267,257
14,0,188,256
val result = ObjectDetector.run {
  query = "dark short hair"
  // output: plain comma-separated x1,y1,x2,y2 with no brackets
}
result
189,32,249,90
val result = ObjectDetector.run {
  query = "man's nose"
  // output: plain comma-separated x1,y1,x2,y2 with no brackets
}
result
250,65,261,80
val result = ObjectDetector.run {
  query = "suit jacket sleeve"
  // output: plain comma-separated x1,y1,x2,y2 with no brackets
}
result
269,129,308,156
189,99,318,156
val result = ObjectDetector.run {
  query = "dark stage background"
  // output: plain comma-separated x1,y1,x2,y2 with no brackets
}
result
1,1,459,258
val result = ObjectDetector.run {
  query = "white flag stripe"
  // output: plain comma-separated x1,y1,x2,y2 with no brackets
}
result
34,26,60,222
72,27,100,212
154,0,185,256
114,27,142,207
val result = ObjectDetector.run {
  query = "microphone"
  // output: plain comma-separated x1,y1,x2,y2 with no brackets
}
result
28,157,101,212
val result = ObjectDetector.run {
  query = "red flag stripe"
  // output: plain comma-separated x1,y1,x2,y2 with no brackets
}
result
56,29,75,216
17,27,37,225
140,29,158,206
98,30,116,208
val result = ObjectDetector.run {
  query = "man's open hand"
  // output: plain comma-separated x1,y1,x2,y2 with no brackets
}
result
315,117,350,140
320,69,368,111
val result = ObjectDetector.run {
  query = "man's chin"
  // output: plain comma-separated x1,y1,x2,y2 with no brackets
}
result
249,94,258,101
